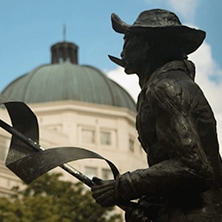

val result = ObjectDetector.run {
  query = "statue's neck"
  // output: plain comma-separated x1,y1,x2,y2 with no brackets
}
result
137,63,159,88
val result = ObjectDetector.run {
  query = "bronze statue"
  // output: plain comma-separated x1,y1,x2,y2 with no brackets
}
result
91,9,222,221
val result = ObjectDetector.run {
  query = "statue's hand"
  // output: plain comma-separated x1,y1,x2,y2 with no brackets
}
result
92,177,151,221
91,172,141,208
91,177,118,207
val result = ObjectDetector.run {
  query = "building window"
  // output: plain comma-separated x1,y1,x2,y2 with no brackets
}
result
129,138,134,152
82,128,95,144
102,168,112,180
85,166,97,179
100,131,111,145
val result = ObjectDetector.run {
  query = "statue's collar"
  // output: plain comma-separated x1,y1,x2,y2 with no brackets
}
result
139,60,195,90
151,60,195,80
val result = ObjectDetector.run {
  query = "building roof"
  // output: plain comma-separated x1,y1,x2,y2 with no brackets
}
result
1,41,136,112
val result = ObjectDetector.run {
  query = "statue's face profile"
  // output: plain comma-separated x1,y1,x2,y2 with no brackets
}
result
121,33,149,75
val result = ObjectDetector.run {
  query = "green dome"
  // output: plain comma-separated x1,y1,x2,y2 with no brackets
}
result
1,41,136,112
1,62,136,112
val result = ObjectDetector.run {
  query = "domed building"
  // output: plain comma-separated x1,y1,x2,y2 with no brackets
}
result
0,41,146,197
2,41,136,111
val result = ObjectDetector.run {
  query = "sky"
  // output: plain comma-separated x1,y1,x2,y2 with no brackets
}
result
1,0,222,146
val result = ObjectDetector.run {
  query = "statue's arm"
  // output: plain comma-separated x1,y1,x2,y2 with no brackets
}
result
117,77,214,201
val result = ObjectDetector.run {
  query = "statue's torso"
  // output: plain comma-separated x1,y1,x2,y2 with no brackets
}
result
135,61,222,221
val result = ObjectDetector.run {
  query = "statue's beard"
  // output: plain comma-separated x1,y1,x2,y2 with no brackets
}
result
108,55,125,68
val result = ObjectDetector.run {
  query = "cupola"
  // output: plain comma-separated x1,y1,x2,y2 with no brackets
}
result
51,41,78,64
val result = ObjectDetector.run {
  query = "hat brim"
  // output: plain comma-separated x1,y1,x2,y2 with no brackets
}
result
111,13,205,55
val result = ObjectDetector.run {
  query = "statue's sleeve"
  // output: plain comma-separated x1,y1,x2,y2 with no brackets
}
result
118,75,214,201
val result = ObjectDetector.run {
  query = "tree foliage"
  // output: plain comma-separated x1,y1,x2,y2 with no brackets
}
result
0,173,122,222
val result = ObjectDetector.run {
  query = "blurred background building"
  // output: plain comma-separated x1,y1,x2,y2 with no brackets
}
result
0,40,147,196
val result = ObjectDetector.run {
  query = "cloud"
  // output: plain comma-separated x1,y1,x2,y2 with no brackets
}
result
190,43,222,115
106,67,140,101
168,0,200,21
143,0,200,21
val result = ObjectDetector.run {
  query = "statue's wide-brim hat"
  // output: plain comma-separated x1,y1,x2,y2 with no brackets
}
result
111,9,205,55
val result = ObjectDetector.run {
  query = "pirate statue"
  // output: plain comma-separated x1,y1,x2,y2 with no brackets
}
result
91,9,222,222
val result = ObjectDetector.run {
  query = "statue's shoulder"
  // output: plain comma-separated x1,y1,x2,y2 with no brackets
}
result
146,61,197,112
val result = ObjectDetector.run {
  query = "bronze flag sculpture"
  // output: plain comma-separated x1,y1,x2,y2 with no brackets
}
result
0,97,115,186
0,96,133,211
91,9,222,222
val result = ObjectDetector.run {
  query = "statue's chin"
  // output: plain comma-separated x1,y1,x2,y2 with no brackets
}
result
124,68,136,75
